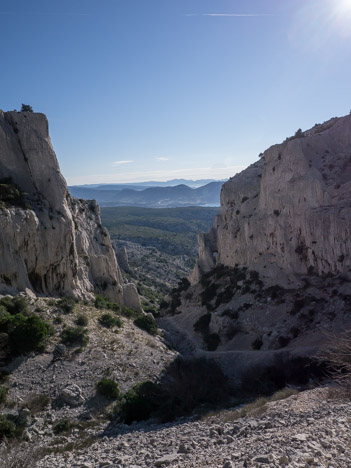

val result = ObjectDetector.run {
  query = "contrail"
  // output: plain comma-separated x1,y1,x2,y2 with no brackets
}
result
0,11,89,16
185,13,273,17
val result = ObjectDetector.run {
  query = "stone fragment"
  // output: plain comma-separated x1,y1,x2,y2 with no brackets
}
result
59,384,84,407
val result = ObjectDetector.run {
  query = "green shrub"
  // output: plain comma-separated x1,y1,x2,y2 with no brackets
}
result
94,295,121,312
121,307,139,319
0,296,28,315
9,315,49,354
21,104,33,112
0,386,7,404
98,313,122,328
203,333,221,351
53,418,71,434
193,313,211,333
0,306,11,329
0,414,16,439
97,378,120,399
58,297,76,314
94,295,108,309
133,315,158,336
119,381,158,424
75,314,88,326
0,179,28,209
61,326,89,347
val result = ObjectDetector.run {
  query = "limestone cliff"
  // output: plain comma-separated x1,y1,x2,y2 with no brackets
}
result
193,115,351,286
0,110,140,308
160,115,351,372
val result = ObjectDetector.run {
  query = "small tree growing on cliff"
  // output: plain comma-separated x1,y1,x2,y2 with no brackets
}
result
21,104,33,112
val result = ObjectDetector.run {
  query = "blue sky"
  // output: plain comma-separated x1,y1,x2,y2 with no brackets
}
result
1,0,351,184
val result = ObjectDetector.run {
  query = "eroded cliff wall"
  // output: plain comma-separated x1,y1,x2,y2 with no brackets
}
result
193,115,351,287
160,115,351,374
0,110,139,307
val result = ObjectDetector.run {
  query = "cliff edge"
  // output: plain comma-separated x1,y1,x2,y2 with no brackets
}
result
0,110,139,307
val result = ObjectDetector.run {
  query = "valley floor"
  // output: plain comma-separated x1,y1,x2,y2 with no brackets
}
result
32,387,351,467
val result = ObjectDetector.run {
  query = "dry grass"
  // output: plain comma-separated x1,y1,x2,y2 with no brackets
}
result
316,329,351,395
0,440,42,468
203,387,299,423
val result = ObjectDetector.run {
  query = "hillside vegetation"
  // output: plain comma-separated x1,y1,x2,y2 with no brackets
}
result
101,206,219,257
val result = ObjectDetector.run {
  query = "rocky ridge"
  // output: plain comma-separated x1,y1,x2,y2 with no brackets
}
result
160,115,351,376
0,110,139,308
193,115,351,285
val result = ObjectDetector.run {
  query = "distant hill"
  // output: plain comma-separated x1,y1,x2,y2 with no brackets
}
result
73,179,223,189
69,182,222,208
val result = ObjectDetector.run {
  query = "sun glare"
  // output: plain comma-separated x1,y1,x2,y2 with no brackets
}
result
340,0,351,11
334,0,351,14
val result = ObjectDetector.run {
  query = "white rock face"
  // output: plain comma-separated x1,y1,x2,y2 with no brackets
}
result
193,115,351,287
0,110,138,305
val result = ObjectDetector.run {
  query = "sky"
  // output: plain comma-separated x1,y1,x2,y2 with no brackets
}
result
1,0,351,185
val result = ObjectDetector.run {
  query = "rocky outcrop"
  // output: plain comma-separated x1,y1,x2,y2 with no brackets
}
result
0,110,138,306
160,114,351,371
193,115,351,287
115,246,132,273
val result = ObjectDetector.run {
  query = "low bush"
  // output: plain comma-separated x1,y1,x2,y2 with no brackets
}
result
203,333,221,351
61,326,89,347
99,313,122,328
0,296,28,315
0,178,28,209
58,297,76,314
193,313,211,333
53,418,71,434
97,378,120,399
0,307,11,329
121,307,139,319
133,315,158,336
9,315,49,354
0,414,16,439
119,381,159,424
0,386,7,404
23,394,50,414
94,295,121,312
75,314,88,326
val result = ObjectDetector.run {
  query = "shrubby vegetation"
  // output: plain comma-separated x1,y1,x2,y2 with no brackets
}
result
0,178,28,210
98,313,122,329
21,104,33,112
94,294,157,335
94,295,120,312
0,414,16,439
9,315,49,354
97,378,120,399
53,418,71,434
133,315,158,336
58,297,76,314
101,206,219,257
61,326,89,347
0,386,7,405
0,297,50,355
75,314,88,326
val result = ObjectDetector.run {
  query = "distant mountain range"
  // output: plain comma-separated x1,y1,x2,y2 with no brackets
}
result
73,179,224,190
69,181,223,208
